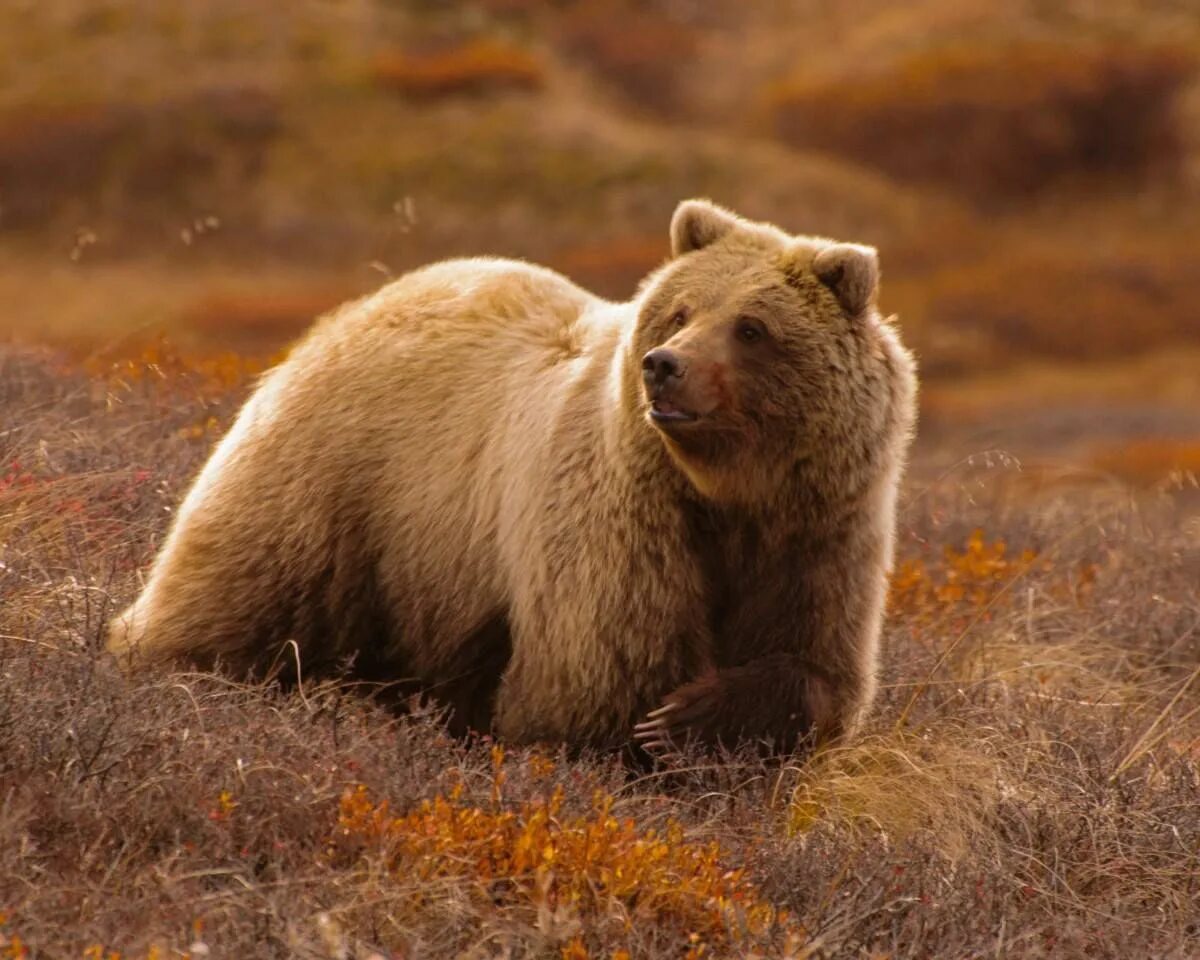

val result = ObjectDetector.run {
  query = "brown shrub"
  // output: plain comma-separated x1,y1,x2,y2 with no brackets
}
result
0,88,279,229
766,40,1198,201
891,244,1200,376
555,1,701,115
369,39,544,99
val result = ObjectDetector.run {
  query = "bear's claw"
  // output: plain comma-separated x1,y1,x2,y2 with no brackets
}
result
633,701,682,754
633,674,723,755
645,701,682,721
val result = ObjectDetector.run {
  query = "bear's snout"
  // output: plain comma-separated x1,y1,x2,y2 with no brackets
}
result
641,348,686,389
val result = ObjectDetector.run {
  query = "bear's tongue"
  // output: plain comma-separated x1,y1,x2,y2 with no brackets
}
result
654,399,680,415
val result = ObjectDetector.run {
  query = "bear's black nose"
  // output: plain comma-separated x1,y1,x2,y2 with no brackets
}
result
642,348,685,386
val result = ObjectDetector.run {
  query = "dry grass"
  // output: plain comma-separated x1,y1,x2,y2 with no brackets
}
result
1090,439,1200,488
1,346,1198,958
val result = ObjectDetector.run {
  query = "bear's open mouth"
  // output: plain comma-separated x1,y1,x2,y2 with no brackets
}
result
649,399,699,423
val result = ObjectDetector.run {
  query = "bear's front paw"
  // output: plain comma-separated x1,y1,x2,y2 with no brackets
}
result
632,671,721,756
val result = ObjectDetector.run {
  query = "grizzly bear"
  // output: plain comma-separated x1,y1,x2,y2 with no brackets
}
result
107,199,917,755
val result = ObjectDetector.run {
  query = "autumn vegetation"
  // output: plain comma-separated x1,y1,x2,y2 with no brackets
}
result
1,344,1197,958
369,39,544,99
2,0,1199,956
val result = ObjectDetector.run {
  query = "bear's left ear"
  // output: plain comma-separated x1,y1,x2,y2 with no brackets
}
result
813,243,879,316
670,199,741,257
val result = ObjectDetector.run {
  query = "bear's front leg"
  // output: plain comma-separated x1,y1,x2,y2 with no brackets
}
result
632,654,840,755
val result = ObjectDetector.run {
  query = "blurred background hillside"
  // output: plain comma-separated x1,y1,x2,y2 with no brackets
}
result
6,7,1200,955
3,0,1200,473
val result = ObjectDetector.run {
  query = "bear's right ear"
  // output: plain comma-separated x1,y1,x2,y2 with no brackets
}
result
670,200,741,257
812,243,879,316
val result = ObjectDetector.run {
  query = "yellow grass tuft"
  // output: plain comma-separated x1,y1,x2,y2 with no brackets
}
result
789,729,1007,861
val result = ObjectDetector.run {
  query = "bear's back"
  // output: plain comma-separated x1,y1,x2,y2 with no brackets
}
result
231,257,621,671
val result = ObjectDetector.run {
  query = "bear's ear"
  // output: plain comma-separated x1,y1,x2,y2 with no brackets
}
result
812,243,879,316
670,199,741,257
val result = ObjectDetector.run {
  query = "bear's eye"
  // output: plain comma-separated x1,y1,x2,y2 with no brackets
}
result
670,308,689,328
736,319,765,344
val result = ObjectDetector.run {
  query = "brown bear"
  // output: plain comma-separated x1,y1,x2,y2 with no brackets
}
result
107,199,917,755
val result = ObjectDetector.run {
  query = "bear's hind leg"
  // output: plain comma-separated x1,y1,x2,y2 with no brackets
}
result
105,512,302,676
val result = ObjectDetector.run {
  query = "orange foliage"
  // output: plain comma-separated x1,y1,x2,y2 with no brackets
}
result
331,748,800,956
83,336,282,405
370,39,544,98
890,530,1040,623
766,39,1196,199
0,914,26,960
891,529,1100,633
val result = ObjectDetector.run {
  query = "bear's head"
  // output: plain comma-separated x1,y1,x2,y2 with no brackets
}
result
633,199,913,504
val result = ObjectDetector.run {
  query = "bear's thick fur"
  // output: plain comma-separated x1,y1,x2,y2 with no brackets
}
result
107,200,917,753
